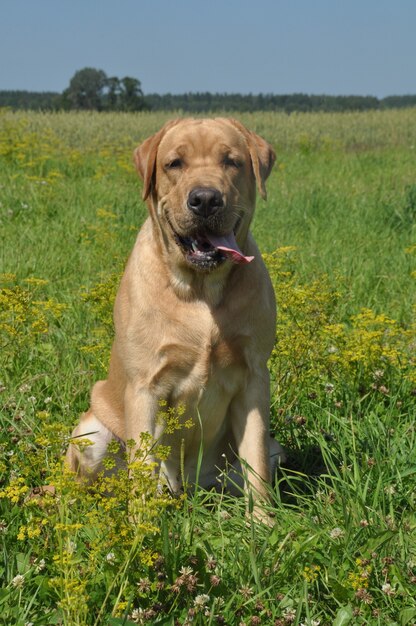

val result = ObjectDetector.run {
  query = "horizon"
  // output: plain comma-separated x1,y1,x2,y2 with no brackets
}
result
1,84,414,99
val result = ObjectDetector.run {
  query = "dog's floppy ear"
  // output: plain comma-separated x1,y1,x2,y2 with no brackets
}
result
224,118,276,200
134,119,181,200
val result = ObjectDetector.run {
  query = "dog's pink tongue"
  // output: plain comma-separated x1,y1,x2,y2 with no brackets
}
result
206,232,254,264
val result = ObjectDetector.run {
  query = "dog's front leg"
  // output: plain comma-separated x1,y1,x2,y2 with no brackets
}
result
230,370,272,516
124,383,163,468
123,383,164,521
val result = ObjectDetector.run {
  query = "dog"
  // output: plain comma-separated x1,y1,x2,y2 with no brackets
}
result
66,117,284,509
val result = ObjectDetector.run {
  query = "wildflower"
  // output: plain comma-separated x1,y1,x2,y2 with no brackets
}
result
11,574,25,588
329,527,344,539
381,582,396,596
360,519,369,527
105,552,116,564
34,558,46,572
0,519,7,533
250,617,261,626
137,577,151,593
355,588,373,604
130,608,145,624
295,415,306,426
283,607,296,622
172,566,198,593
324,383,335,394
67,540,77,554
194,594,210,608
210,574,221,586
206,554,217,570
114,601,128,617
303,565,321,582
239,585,253,599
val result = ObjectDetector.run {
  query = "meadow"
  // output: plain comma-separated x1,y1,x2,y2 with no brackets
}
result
0,107,415,625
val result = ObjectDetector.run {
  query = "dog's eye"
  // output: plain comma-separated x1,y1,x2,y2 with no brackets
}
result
223,156,241,169
166,158,183,170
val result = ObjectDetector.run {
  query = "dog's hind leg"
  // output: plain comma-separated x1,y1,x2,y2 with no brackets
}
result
65,410,124,481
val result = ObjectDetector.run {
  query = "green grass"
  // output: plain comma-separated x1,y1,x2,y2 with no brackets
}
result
0,108,415,625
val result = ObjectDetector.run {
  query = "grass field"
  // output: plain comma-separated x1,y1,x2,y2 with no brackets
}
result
0,108,415,625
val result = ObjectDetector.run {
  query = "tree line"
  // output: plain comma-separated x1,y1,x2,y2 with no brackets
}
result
1,68,415,113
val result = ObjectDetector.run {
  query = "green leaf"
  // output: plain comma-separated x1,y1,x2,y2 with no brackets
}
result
365,529,395,552
400,607,416,625
268,524,280,546
333,605,353,626
0,588,10,604
16,552,30,575
328,577,350,603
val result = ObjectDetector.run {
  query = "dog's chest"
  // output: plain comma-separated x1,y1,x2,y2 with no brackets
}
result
152,314,246,404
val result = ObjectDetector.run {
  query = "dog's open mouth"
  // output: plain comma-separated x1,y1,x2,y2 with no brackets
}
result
174,230,254,269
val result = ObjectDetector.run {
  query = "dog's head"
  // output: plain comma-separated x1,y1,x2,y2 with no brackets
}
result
134,118,275,272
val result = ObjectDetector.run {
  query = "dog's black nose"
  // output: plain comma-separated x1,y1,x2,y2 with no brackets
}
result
187,187,224,217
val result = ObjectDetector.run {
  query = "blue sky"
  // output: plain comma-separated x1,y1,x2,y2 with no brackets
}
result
1,0,415,97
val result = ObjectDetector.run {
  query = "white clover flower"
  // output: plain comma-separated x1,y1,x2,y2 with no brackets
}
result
382,582,396,596
67,540,77,554
329,527,345,539
106,552,116,564
12,574,25,588
130,607,144,624
283,607,296,622
194,593,210,607
35,558,46,572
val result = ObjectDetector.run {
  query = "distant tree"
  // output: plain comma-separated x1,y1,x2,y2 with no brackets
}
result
118,77,146,111
382,95,416,109
105,76,121,110
61,69,147,111
0,90,60,110
64,68,108,110
3,84,416,113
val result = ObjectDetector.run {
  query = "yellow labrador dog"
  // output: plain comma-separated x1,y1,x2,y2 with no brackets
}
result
67,118,284,506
